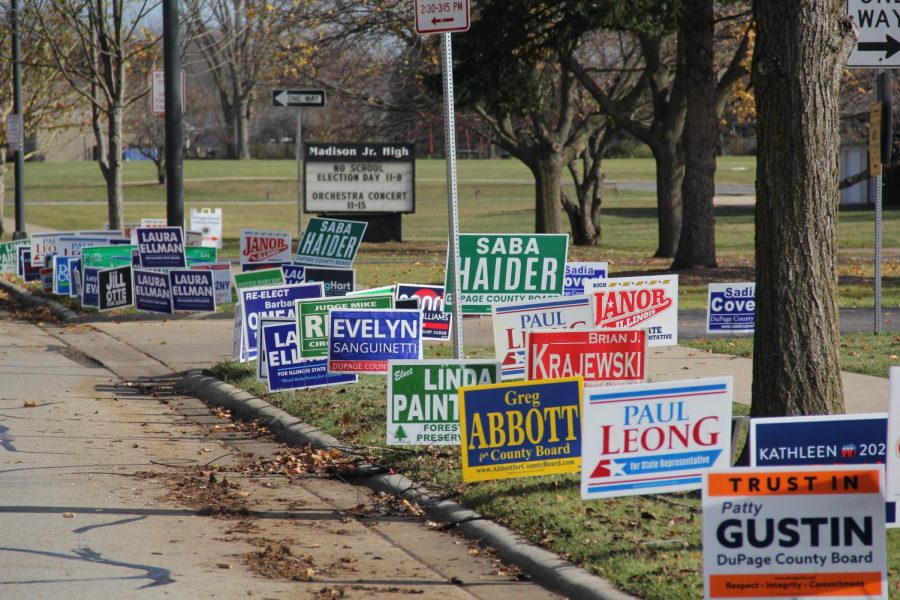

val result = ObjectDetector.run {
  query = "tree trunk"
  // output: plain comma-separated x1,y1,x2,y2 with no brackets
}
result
531,158,564,234
236,104,251,160
750,0,854,417
652,138,684,258
672,0,718,269
106,105,126,230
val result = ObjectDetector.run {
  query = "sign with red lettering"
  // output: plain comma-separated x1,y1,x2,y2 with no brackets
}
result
526,329,646,386
589,275,678,346
240,229,292,267
414,0,469,35
581,377,732,499
703,465,887,599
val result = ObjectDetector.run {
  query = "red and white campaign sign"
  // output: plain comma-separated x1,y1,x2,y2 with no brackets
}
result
526,329,646,386
589,275,679,347
240,229,292,266
415,0,469,35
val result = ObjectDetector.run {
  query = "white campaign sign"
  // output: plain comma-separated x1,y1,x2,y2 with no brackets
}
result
588,275,679,346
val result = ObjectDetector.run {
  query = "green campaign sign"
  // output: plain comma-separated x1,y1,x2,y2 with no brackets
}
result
445,234,569,314
294,217,367,269
295,293,393,358
387,360,500,446
81,245,136,269
0,239,28,274
233,268,284,291
185,246,217,266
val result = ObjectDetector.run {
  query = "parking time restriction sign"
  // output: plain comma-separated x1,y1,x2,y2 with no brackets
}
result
415,0,469,34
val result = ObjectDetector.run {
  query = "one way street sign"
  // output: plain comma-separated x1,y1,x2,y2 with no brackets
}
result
272,89,326,108
847,0,900,67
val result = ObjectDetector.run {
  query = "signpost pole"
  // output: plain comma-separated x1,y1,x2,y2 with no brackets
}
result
875,70,891,334
11,0,26,239
441,32,465,358
296,108,303,242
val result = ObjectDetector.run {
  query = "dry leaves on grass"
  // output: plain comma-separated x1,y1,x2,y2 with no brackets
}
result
243,445,358,478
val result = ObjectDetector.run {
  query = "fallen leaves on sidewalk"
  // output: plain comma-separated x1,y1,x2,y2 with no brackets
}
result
243,445,358,478
244,543,315,581
163,468,250,517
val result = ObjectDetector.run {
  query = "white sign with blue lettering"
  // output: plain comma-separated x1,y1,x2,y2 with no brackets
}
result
262,321,358,392
581,377,733,499
134,268,173,314
706,282,755,334
491,295,592,380
564,262,608,296
327,308,423,374
240,282,324,361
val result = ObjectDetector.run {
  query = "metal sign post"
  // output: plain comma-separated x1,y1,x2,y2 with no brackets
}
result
874,70,892,334
297,108,303,241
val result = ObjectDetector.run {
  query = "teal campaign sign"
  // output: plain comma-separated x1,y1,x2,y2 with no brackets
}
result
295,293,393,359
445,234,568,314
0,240,28,274
81,245,137,269
294,217,367,269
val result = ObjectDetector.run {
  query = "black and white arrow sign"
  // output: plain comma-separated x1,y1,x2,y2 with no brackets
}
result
847,0,900,67
857,35,900,60
272,89,326,108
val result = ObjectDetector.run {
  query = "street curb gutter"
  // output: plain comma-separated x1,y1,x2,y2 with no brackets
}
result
0,277,80,323
180,370,638,600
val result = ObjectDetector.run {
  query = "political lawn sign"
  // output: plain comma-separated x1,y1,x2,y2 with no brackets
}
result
327,309,422,374
170,269,216,312
30,233,61,267
750,414,887,467
240,229,292,268
98,266,133,311
134,268,173,314
304,267,355,297
458,377,582,483
395,283,450,341
492,295,592,380
185,246,217,266
563,262,609,296
80,245,137,270
702,465,887,599
0,239,28,274
294,217,367,269
296,294,393,359
281,264,306,285
256,316,296,382
68,258,81,296
707,283,755,334
348,285,395,297
445,234,569,314
58,235,113,258
191,262,232,306
261,321,357,393
81,267,101,308
234,268,284,291
387,360,500,446
40,268,53,294
136,226,186,269
589,275,679,346
240,282,324,360
304,143,415,214
52,255,75,295
888,368,900,526
582,377,732,499
527,329,647,387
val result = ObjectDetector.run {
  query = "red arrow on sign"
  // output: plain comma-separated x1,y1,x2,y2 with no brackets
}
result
432,17,454,24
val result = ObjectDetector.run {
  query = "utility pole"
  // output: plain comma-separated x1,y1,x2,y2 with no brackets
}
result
11,0,26,239
163,0,183,228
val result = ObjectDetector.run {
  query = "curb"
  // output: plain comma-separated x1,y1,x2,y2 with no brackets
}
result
0,277,80,323
180,370,638,600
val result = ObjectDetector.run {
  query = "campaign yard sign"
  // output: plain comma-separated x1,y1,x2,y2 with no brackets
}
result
294,217,367,269
134,268,173,314
57,234,113,258
40,267,53,294
327,309,422,374
387,360,500,446
304,266,355,296
589,275,679,346
240,229,292,267
582,377,732,499
81,245,137,270
888,368,900,527
564,262,609,296
702,466,887,599
257,316,296,382
707,283,755,334
527,329,647,387
458,377,582,482
170,269,216,312
98,265,133,311
191,262,231,306
261,321,357,392
185,246,217,266
52,255,75,295
30,233,62,267
0,239,28,274
492,295,592,380
281,264,306,285
446,234,568,314
234,268,285,291
68,258,81,297
395,283,450,341
750,414,887,467
296,294,393,359
136,226,186,269
348,285,395,297
81,267,101,308
240,282,323,360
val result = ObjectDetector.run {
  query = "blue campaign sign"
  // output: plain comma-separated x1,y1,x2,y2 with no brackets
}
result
170,269,215,312
281,264,306,285
305,267,355,297
134,268,173,314
563,262,608,296
396,283,450,341
68,258,81,298
262,322,357,392
706,282,755,334
52,255,75,295
18,247,40,282
240,282,324,360
136,226,186,269
81,267,101,308
750,413,887,467
327,309,423,374
458,377,583,482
